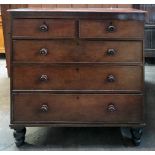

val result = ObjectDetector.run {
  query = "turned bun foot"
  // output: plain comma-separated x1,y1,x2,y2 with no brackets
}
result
130,127,143,146
13,127,26,147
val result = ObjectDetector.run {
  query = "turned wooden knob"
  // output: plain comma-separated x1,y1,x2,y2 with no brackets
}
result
106,49,116,56
40,74,48,81
107,75,115,82
39,48,48,56
107,25,116,32
40,104,48,112
39,24,48,32
107,104,116,112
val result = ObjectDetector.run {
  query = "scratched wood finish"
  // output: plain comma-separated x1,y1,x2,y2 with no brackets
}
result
13,40,143,63
12,93,143,123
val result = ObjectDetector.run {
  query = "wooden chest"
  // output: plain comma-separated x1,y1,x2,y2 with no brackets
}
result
8,8,146,147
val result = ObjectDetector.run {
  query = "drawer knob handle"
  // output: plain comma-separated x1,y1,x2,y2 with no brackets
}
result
107,25,116,32
40,48,48,56
40,104,48,112
40,74,48,81
107,75,115,82
40,24,48,32
107,104,117,112
107,49,116,56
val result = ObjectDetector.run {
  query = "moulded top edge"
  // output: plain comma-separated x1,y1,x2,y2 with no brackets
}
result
7,8,147,14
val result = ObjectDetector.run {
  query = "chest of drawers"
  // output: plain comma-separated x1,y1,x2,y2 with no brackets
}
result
8,8,146,147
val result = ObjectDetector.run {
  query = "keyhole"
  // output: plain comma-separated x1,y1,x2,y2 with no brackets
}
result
76,68,79,72
76,96,79,100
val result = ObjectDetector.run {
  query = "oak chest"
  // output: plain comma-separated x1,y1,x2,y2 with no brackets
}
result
8,8,146,147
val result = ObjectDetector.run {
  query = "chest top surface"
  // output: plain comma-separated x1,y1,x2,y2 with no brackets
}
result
8,8,146,21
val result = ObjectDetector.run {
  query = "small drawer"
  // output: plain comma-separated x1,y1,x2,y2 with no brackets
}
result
79,20,144,38
13,40,143,63
12,93,143,123
12,19,76,38
12,64,143,91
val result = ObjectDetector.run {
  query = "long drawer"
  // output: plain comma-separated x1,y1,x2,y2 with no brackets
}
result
12,93,143,123
79,20,144,38
13,40,143,63
12,64,143,91
12,19,76,38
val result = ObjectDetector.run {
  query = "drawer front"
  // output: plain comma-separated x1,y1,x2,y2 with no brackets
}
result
13,40,143,63
12,93,143,123
13,19,75,38
79,20,144,38
13,65,143,91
